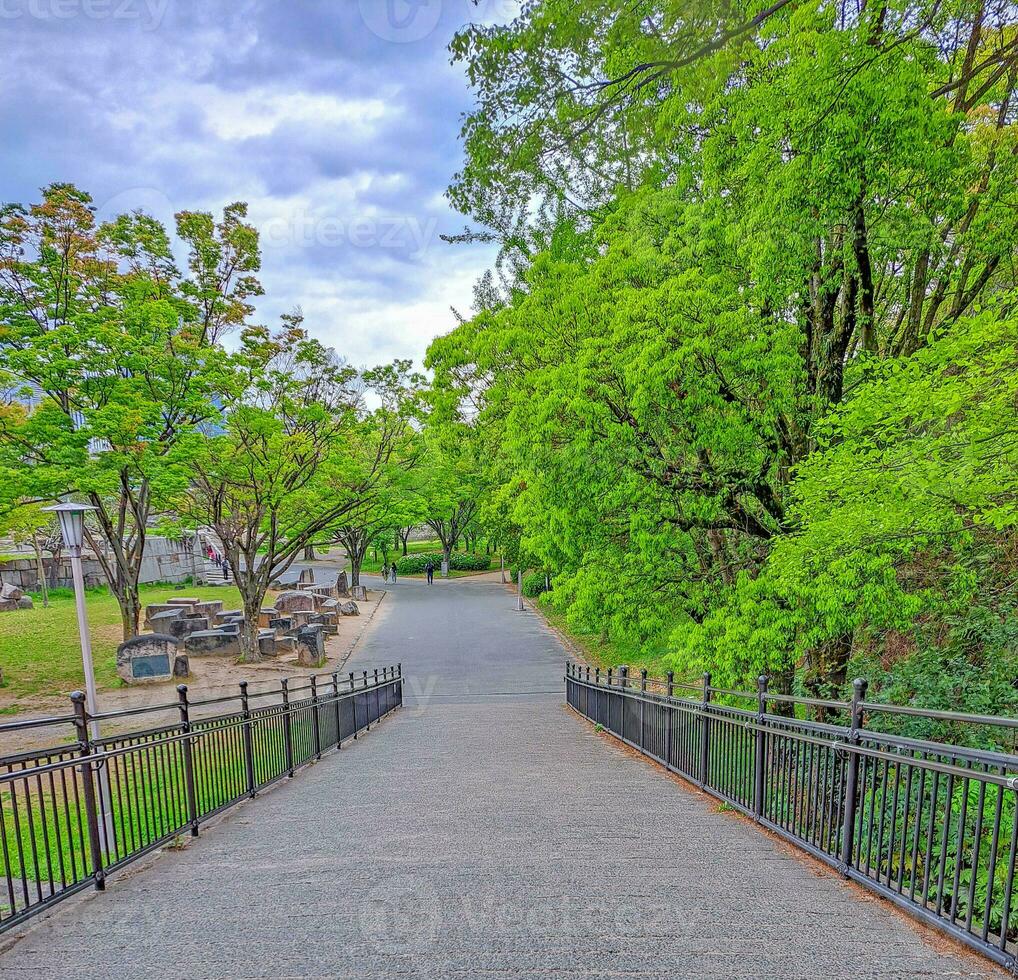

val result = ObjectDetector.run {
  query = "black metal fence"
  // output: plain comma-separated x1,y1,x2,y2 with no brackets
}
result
565,663,1018,971
0,665,403,933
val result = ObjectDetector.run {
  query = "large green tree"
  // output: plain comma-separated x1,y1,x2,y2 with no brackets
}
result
0,184,251,637
178,322,414,661
431,0,1018,694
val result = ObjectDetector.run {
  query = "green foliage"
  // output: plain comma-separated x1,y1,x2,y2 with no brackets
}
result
394,552,492,575
0,184,251,638
669,307,1018,696
431,0,1018,729
521,571,549,598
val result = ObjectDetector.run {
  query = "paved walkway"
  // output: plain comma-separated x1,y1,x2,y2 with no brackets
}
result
0,576,991,978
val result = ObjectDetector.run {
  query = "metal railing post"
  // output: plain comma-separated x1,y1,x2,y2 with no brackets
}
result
363,671,370,731
349,672,358,739
374,668,381,723
239,681,257,796
332,671,342,749
619,666,629,741
70,691,106,891
665,670,674,769
280,678,295,777
699,672,712,787
177,685,200,836
640,669,648,749
840,678,868,874
310,676,322,760
754,675,768,820
397,662,403,708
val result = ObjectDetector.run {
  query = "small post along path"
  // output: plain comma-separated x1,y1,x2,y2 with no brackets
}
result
0,575,990,978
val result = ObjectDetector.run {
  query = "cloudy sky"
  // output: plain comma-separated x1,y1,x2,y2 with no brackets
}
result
0,0,512,367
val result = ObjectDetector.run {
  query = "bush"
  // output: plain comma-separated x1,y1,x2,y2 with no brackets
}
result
522,571,550,598
394,552,492,575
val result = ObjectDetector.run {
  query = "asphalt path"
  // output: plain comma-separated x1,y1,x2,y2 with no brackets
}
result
0,574,990,978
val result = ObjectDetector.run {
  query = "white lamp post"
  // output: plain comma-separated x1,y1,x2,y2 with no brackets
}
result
43,502,116,853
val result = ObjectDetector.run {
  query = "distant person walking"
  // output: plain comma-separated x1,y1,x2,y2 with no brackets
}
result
390,564,397,584
382,563,390,583
222,557,230,582
425,560,435,585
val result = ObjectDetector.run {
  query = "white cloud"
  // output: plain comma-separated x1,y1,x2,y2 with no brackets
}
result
197,87,395,141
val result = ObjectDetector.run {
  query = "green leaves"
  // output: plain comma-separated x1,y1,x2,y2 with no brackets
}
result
438,0,1018,708
0,184,260,636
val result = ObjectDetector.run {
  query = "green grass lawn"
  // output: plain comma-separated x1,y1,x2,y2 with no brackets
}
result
0,583,246,702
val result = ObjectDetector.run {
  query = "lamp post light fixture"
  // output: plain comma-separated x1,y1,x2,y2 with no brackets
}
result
42,501,116,854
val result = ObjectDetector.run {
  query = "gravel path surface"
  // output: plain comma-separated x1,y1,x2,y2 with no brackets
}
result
0,574,992,978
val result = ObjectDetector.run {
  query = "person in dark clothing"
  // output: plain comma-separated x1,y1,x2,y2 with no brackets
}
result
390,563,397,584
425,560,435,585
222,557,230,581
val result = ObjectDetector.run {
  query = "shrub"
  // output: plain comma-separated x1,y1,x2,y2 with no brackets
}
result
522,571,549,598
394,552,492,575
453,552,493,571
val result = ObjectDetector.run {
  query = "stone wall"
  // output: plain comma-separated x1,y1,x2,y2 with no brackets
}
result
0,536,198,592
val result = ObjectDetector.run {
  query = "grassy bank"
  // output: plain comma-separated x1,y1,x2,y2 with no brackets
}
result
534,599,677,680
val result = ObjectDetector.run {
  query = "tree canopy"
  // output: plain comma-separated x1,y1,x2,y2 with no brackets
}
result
427,0,1018,707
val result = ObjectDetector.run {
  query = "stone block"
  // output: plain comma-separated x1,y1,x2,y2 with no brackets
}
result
338,600,360,617
166,597,200,606
16,596,33,610
147,609,185,632
185,630,241,657
350,585,368,601
0,582,23,602
298,567,316,585
257,608,277,628
117,634,179,684
309,613,338,635
257,630,277,657
274,590,318,614
336,570,349,596
144,602,185,625
191,600,224,620
173,654,190,678
167,616,208,640
295,625,326,668
268,616,293,635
